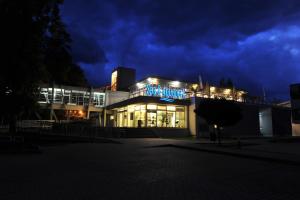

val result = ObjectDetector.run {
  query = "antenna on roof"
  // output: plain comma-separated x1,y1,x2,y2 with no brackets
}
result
198,74,203,90
262,86,266,103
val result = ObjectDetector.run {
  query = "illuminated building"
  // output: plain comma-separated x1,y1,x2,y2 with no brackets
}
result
38,84,105,121
111,67,136,92
37,66,293,137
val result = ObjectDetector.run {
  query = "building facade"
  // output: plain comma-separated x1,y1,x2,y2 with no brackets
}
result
290,84,300,136
37,66,293,137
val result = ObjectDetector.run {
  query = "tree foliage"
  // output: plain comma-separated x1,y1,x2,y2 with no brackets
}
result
0,0,87,132
43,3,87,86
219,77,234,88
194,98,243,143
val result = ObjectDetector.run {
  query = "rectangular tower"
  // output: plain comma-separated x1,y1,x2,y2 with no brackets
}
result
111,67,136,91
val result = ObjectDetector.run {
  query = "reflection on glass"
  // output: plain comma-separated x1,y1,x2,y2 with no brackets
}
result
116,104,186,128
176,111,185,128
140,110,146,127
167,106,176,111
147,111,157,127
167,112,176,127
157,111,167,127
147,104,157,110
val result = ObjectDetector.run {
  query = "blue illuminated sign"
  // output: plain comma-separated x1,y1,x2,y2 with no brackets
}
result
145,84,185,99
160,98,175,102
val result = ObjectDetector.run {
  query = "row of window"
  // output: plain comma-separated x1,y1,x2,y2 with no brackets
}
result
116,104,186,128
38,88,105,107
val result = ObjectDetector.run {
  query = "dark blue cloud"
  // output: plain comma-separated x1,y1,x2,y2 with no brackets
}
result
61,0,300,100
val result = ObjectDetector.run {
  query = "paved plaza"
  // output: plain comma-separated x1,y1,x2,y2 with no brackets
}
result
1,138,300,200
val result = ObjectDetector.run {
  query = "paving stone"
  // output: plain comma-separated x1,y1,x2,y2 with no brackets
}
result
0,139,300,200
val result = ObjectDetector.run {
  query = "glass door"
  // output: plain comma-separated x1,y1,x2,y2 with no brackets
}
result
147,111,157,127
166,112,176,127
157,110,167,127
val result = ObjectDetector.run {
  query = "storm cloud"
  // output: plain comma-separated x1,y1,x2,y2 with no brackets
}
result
61,0,300,100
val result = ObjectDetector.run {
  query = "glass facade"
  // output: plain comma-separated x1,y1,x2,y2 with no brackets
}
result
38,87,105,107
116,104,186,128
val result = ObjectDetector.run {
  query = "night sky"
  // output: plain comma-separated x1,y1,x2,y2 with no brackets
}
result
61,0,300,100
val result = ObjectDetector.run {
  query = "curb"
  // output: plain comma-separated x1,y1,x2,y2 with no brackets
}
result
153,144,300,166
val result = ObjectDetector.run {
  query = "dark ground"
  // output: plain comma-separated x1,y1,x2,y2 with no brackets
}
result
0,138,300,200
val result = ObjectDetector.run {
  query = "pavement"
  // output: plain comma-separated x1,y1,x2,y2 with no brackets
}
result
1,138,300,200
150,138,300,166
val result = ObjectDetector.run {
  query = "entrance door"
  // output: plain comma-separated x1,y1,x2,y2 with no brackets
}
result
147,111,157,127
117,112,124,127
157,111,167,127
166,112,176,127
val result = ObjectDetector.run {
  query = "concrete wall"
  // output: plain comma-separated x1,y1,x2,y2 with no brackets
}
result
196,116,210,138
117,67,136,91
221,104,260,137
290,83,300,135
292,123,300,136
193,98,261,137
272,107,292,136
259,108,273,137
188,102,197,136
192,98,293,138
105,91,130,106
191,98,260,137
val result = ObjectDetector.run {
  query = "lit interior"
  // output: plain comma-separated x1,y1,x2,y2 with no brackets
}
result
111,71,118,91
115,103,186,128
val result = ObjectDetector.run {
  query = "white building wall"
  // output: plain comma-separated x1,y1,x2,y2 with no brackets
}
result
259,108,273,137
188,103,196,136
292,123,300,136
105,91,130,106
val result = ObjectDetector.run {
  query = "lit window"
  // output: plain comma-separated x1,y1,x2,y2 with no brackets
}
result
111,71,118,91
224,89,231,95
157,105,166,110
128,105,135,112
147,77,158,85
170,81,180,88
167,106,176,111
192,84,198,90
147,104,157,110
136,82,144,89
141,105,146,110
176,106,185,112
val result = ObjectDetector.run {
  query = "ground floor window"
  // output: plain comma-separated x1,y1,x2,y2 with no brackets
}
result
114,104,186,128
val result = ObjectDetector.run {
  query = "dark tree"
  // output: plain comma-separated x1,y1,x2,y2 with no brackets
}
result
226,78,234,88
194,98,243,144
0,0,87,134
219,78,226,87
66,63,88,86
43,3,87,86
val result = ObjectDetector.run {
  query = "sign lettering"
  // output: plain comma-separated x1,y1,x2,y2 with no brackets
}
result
145,84,185,99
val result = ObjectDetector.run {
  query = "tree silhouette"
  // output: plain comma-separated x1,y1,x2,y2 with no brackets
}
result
194,98,243,144
0,0,87,134
43,3,87,86
226,78,234,88
219,78,226,87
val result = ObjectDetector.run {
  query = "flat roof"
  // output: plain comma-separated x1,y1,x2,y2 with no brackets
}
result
136,76,196,85
106,96,191,109
131,76,247,92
